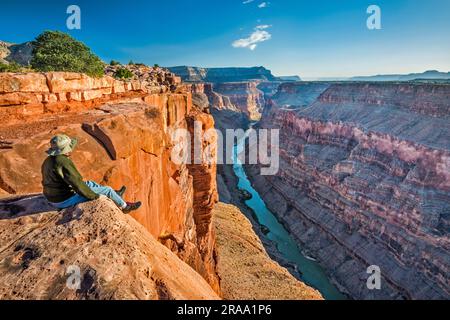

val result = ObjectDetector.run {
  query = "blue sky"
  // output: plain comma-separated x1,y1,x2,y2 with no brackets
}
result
1,0,449,79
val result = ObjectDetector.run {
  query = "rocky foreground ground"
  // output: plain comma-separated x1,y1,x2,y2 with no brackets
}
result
0,196,219,300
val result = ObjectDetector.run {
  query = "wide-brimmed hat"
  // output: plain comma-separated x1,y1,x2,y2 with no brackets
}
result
46,134,78,156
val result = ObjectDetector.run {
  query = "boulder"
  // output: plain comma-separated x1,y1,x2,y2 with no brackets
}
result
0,196,219,300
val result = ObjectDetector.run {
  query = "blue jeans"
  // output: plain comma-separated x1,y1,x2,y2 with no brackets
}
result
51,181,127,209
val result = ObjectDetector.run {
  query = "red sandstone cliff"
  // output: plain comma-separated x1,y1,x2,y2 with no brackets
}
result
0,196,219,300
247,82,450,299
0,71,220,293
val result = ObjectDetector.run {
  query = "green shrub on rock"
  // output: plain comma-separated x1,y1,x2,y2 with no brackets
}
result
31,31,105,77
114,67,133,79
0,61,23,72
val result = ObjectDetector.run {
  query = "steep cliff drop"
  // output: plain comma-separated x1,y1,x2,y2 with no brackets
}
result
247,82,450,299
0,70,221,296
192,81,332,299
0,70,322,300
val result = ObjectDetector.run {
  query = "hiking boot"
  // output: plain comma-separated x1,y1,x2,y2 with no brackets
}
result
122,201,142,214
116,186,127,197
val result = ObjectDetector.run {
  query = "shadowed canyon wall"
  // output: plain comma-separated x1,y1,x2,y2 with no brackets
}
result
247,82,450,299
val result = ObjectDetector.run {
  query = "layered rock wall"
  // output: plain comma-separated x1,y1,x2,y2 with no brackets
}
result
0,71,181,123
248,82,450,299
318,83,450,117
212,82,265,121
190,83,251,133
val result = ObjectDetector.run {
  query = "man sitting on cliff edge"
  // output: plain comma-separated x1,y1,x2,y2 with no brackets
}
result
41,134,142,214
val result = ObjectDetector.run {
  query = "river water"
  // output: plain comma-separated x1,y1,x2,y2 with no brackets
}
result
232,137,346,300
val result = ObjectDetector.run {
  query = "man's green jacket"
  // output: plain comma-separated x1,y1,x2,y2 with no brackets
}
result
41,155,99,203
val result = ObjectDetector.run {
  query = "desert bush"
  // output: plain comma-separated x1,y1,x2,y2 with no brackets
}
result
114,67,133,79
0,61,23,72
31,31,105,77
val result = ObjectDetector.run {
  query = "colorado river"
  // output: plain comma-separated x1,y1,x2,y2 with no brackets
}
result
232,137,346,300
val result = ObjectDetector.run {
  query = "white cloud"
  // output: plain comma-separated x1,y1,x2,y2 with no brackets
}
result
232,25,272,51
258,2,269,8
242,0,255,4
256,24,271,29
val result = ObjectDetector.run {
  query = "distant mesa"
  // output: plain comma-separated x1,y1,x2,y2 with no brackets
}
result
350,70,450,81
167,66,301,83
277,75,302,82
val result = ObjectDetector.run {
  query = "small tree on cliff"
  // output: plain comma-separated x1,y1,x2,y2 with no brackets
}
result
31,31,105,77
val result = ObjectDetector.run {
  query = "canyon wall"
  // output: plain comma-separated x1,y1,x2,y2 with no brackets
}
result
247,82,450,299
0,71,220,293
256,82,283,99
189,81,323,300
190,82,266,130
168,66,278,82
268,82,331,108
212,82,265,121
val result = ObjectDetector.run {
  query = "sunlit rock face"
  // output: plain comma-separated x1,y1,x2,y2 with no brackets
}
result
0,196,220,300
0,71,220,293
247,82,450,300
211,82,265,121
0,69,181,123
